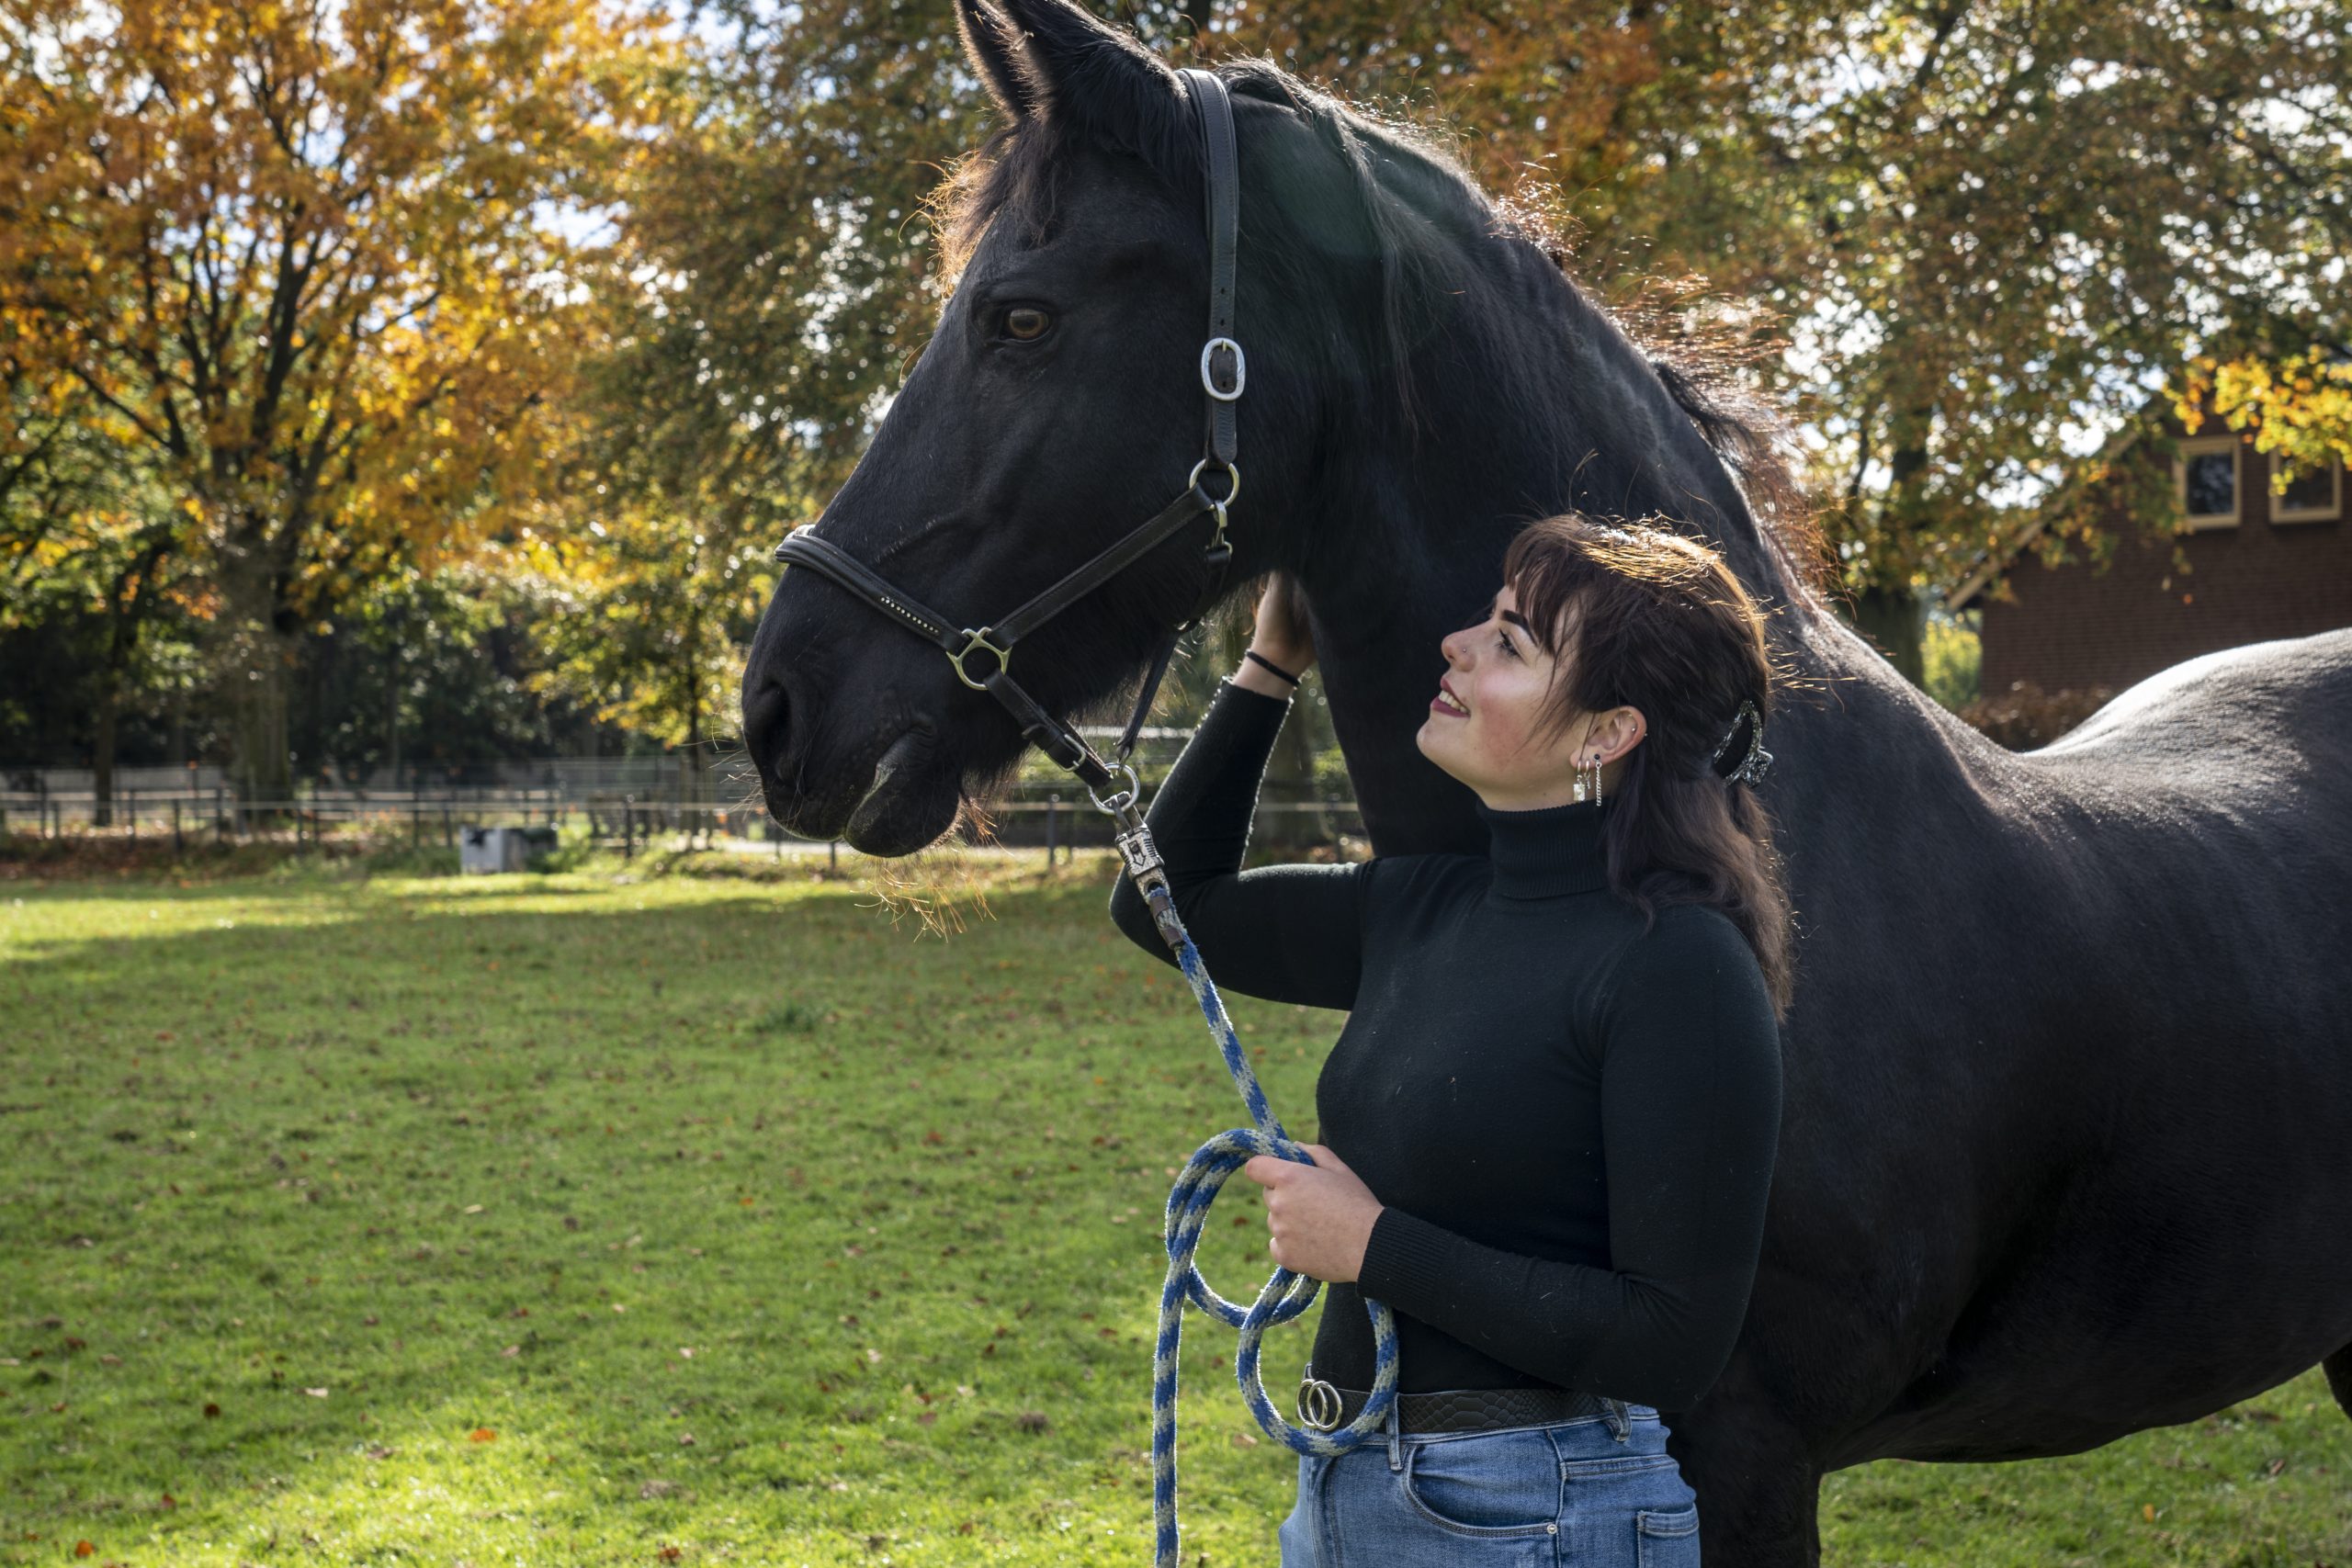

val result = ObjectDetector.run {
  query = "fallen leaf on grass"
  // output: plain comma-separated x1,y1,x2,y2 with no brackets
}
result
470,1427,498,1443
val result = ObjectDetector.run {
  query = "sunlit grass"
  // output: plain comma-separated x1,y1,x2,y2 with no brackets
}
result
3,856,2346,1565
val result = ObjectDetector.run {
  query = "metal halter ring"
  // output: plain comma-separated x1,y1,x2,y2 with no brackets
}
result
1296,1376,1344,1433
1200,336,1247,400
947,627,1012,691
1186,457,1241,509
1087,760,1142,816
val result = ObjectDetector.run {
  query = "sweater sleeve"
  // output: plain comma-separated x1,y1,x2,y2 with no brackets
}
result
1105,676,1369,1011
1352,905,1782,1410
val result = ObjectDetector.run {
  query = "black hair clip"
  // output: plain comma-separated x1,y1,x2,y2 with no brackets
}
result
1711,699,1772,786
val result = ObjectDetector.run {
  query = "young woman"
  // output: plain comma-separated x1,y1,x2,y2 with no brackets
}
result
1107,513,1791,1567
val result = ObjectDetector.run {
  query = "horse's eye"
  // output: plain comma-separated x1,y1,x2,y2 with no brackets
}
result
1003,307,1051,341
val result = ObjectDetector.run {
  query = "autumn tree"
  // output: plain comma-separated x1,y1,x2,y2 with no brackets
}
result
2178,345,2352,485
0,333,184,819
0,0,662,800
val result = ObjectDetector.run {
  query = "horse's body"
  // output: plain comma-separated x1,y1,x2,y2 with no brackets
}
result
741,3,2352,1558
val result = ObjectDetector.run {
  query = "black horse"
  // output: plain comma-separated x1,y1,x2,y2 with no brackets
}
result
740,2,2352,1560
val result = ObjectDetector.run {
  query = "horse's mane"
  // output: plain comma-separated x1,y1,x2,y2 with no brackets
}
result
923,54,1831,608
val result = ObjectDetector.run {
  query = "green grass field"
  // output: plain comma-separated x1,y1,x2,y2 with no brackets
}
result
3,851,2345,1565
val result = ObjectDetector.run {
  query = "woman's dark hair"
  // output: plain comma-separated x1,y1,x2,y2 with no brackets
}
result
1499,513,1795,1017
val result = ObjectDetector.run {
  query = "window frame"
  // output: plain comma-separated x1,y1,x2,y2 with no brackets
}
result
2173,435,2242,532
2269,450,2342,525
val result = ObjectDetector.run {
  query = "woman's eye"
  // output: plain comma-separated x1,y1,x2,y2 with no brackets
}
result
1003,307,1051,341
1496,631,1517,658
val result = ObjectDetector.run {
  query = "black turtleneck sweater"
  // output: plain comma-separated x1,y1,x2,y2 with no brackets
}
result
1107,677,1782,1411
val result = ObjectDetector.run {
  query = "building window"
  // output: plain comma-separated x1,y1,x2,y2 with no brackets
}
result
2271,452,2341,525
2174,436,2240,530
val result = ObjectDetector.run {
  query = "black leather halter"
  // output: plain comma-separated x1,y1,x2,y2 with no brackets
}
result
771,66,1245,812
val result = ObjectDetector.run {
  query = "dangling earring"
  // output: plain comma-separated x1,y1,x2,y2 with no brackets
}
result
1576,753,1602,807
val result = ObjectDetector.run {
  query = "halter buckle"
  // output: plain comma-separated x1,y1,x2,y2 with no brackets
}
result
947,627,1011,691
1200,336,1246,400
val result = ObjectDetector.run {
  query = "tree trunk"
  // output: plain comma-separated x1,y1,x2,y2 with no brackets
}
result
231,638,297,807
1857,392,1936,689
93,547,163,829
218,558,300,807
93,677,119,829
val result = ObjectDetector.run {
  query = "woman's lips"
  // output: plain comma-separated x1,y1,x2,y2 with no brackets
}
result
1430,692,1468,716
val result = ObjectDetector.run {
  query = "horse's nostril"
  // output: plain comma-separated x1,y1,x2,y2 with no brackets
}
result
742,674,794,790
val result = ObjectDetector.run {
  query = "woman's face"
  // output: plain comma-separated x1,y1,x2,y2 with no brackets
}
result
1416,581,1635,810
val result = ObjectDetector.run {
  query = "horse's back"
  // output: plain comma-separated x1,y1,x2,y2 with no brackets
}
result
2022,629,2352,771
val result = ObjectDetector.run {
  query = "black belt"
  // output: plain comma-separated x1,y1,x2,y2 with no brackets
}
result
1297,1376,1627,1436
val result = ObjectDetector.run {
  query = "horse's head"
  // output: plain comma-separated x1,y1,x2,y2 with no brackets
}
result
743,0,1825,859
741,1,1351,853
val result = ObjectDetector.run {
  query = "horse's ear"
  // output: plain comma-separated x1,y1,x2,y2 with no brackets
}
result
986,0,1186,157
955,0,1039,123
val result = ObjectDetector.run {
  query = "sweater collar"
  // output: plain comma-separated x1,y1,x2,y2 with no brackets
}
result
1476,794,1612,900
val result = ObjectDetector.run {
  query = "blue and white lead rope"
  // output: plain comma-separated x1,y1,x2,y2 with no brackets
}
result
1141,877,1399,1567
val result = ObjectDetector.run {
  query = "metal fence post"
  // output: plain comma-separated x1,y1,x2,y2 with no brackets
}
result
173,800,183,853
1046,793,1060,869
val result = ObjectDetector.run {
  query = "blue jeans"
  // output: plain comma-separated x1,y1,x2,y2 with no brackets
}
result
1277,1399,1701,1567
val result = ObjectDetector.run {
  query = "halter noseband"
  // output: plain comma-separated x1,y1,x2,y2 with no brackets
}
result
770,66,1245,813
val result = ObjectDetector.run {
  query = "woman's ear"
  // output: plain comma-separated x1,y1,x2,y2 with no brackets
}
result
1597,705,1647,764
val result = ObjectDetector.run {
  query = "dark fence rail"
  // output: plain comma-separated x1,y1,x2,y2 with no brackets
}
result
0,725,1364,856
0,784,1365,861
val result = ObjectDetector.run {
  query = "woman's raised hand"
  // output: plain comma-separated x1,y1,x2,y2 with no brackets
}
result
1249,571,1317,677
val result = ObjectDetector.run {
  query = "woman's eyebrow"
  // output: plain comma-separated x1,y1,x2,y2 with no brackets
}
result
1486,594,1532,636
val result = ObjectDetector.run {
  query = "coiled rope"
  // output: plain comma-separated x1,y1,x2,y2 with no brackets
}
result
1139,875,1399,1567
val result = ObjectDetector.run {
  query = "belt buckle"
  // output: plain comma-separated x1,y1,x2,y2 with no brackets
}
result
1296,1375,1343,1433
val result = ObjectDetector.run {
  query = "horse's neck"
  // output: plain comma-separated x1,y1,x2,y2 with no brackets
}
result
1298,246,1975,860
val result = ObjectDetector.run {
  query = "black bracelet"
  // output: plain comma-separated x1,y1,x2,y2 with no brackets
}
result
1243,649,1301,686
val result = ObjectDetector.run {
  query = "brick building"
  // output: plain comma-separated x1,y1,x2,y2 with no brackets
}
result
1951,407,2349,697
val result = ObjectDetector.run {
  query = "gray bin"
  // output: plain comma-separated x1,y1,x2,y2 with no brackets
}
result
459,825,560,874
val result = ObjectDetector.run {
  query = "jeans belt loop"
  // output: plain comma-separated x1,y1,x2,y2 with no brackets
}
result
1385,1383,1403,1471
